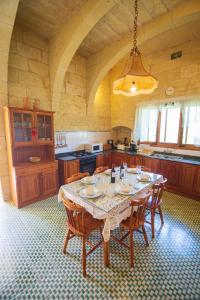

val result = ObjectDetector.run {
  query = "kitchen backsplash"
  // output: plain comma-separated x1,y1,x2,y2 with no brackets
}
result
55,131,112,154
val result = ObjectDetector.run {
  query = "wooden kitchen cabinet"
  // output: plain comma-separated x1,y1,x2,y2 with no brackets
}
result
15,161,58,208
177,163,196,195
103,152,112,168
4,106,58,208
193,168,200,196
58,159,80,185
17,173,41,206
96,154,104,168
65,160,80,178
160,160,180,191
41,168,58,197
135,156,145,166
112,152,130,166
144,157,161,174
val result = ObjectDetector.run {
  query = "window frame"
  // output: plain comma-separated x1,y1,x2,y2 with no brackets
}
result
138,107,200,151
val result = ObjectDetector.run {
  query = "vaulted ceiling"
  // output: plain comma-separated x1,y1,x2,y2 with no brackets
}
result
16,0,183,57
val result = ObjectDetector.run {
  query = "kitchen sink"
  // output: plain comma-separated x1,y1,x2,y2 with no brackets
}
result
150,153,183,161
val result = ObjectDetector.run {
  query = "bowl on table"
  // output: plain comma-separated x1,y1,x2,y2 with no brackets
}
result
116,184,134,195
104,169,111,175
127,167,137,174
80,186,101,198
81,175,96,185
137,174,151,182
28,156,41,163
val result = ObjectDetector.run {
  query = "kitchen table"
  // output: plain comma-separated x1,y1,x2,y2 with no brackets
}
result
58,171,163,266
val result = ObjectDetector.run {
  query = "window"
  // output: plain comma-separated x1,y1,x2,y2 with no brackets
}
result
138,107,158,142
182,105,200,145
160,107,180,143
135,100,200,149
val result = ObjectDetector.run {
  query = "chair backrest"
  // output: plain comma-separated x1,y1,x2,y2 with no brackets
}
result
65,172,89,184
129,192,151,228
94,166,109,174
61,192,86,236
130,165,151,172
151,178,167,207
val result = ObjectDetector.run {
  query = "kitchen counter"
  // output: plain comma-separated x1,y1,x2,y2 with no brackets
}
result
112,150,200,166
56,149,200,166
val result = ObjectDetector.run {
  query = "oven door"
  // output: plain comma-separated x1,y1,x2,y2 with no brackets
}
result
80,157,96,175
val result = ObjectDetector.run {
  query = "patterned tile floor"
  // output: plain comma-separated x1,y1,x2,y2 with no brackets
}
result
0,192,200,300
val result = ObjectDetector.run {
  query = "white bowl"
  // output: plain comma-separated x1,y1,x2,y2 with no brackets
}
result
81,176,96,184
28,156,41,163
127,168,137,174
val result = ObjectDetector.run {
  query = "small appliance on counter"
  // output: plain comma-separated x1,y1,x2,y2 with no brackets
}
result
103,144,112,151
107,139,114,149
117,144,125,151
130,141,138,152
85,143,103,153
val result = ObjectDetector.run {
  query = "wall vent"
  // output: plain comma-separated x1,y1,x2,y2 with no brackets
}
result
171,51,182,60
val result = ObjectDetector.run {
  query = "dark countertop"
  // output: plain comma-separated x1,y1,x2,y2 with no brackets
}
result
56,149,200,166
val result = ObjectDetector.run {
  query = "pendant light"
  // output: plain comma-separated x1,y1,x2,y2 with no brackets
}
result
113,0,158,96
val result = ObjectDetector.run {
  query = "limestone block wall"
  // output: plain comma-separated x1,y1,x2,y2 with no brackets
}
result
110,38,200,130
0,0,19,201
8,24,51,111
56,55,111,131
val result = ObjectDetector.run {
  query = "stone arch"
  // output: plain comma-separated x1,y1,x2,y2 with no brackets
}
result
86,0,200,114
0,0,20,200
50,0,118,117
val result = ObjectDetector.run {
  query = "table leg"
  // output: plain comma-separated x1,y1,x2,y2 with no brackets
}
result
103,240,110,267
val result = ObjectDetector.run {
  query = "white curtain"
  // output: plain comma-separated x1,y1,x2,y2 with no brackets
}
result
134,104,158,142
182,100,200,146
134,99,200,145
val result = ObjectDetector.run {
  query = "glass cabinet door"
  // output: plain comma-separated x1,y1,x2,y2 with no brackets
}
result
13,111,33,143
36,114,53,142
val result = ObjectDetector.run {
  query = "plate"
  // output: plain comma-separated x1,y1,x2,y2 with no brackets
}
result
137,175,152,182
80,176,96,185
116,189,135,196
127,168,137,174
104,169,111,175
79,188,102,199
115,185,135,195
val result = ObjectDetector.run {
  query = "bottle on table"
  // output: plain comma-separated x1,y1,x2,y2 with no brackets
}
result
120,163,125,180
111,164,116,183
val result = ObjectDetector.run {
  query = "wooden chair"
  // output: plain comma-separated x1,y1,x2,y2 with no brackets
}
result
61,192,103,277
65,172,89,184
94,166,109,174
145,178,167,239
130,165,151,172
111,192,151,268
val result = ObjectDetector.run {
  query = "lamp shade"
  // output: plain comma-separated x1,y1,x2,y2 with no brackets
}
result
113,53,158,96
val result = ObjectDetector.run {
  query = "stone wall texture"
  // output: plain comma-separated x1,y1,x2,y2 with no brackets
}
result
0,0,19,201
56,55,111,131
8,24,51,111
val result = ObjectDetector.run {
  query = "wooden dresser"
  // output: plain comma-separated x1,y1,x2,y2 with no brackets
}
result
4,107,58,208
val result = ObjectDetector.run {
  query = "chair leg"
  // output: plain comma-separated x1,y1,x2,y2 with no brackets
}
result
129,230,134,268
151,209,155,239
63,229,71,255
82,237,87,278
142,225,149,246
158,206,164,225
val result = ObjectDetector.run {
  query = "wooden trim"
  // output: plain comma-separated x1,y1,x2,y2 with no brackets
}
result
156,111,161,144
7,106,55,114
178,111,183,147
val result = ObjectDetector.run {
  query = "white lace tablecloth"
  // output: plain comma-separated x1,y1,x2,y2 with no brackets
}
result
58,172,163,241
